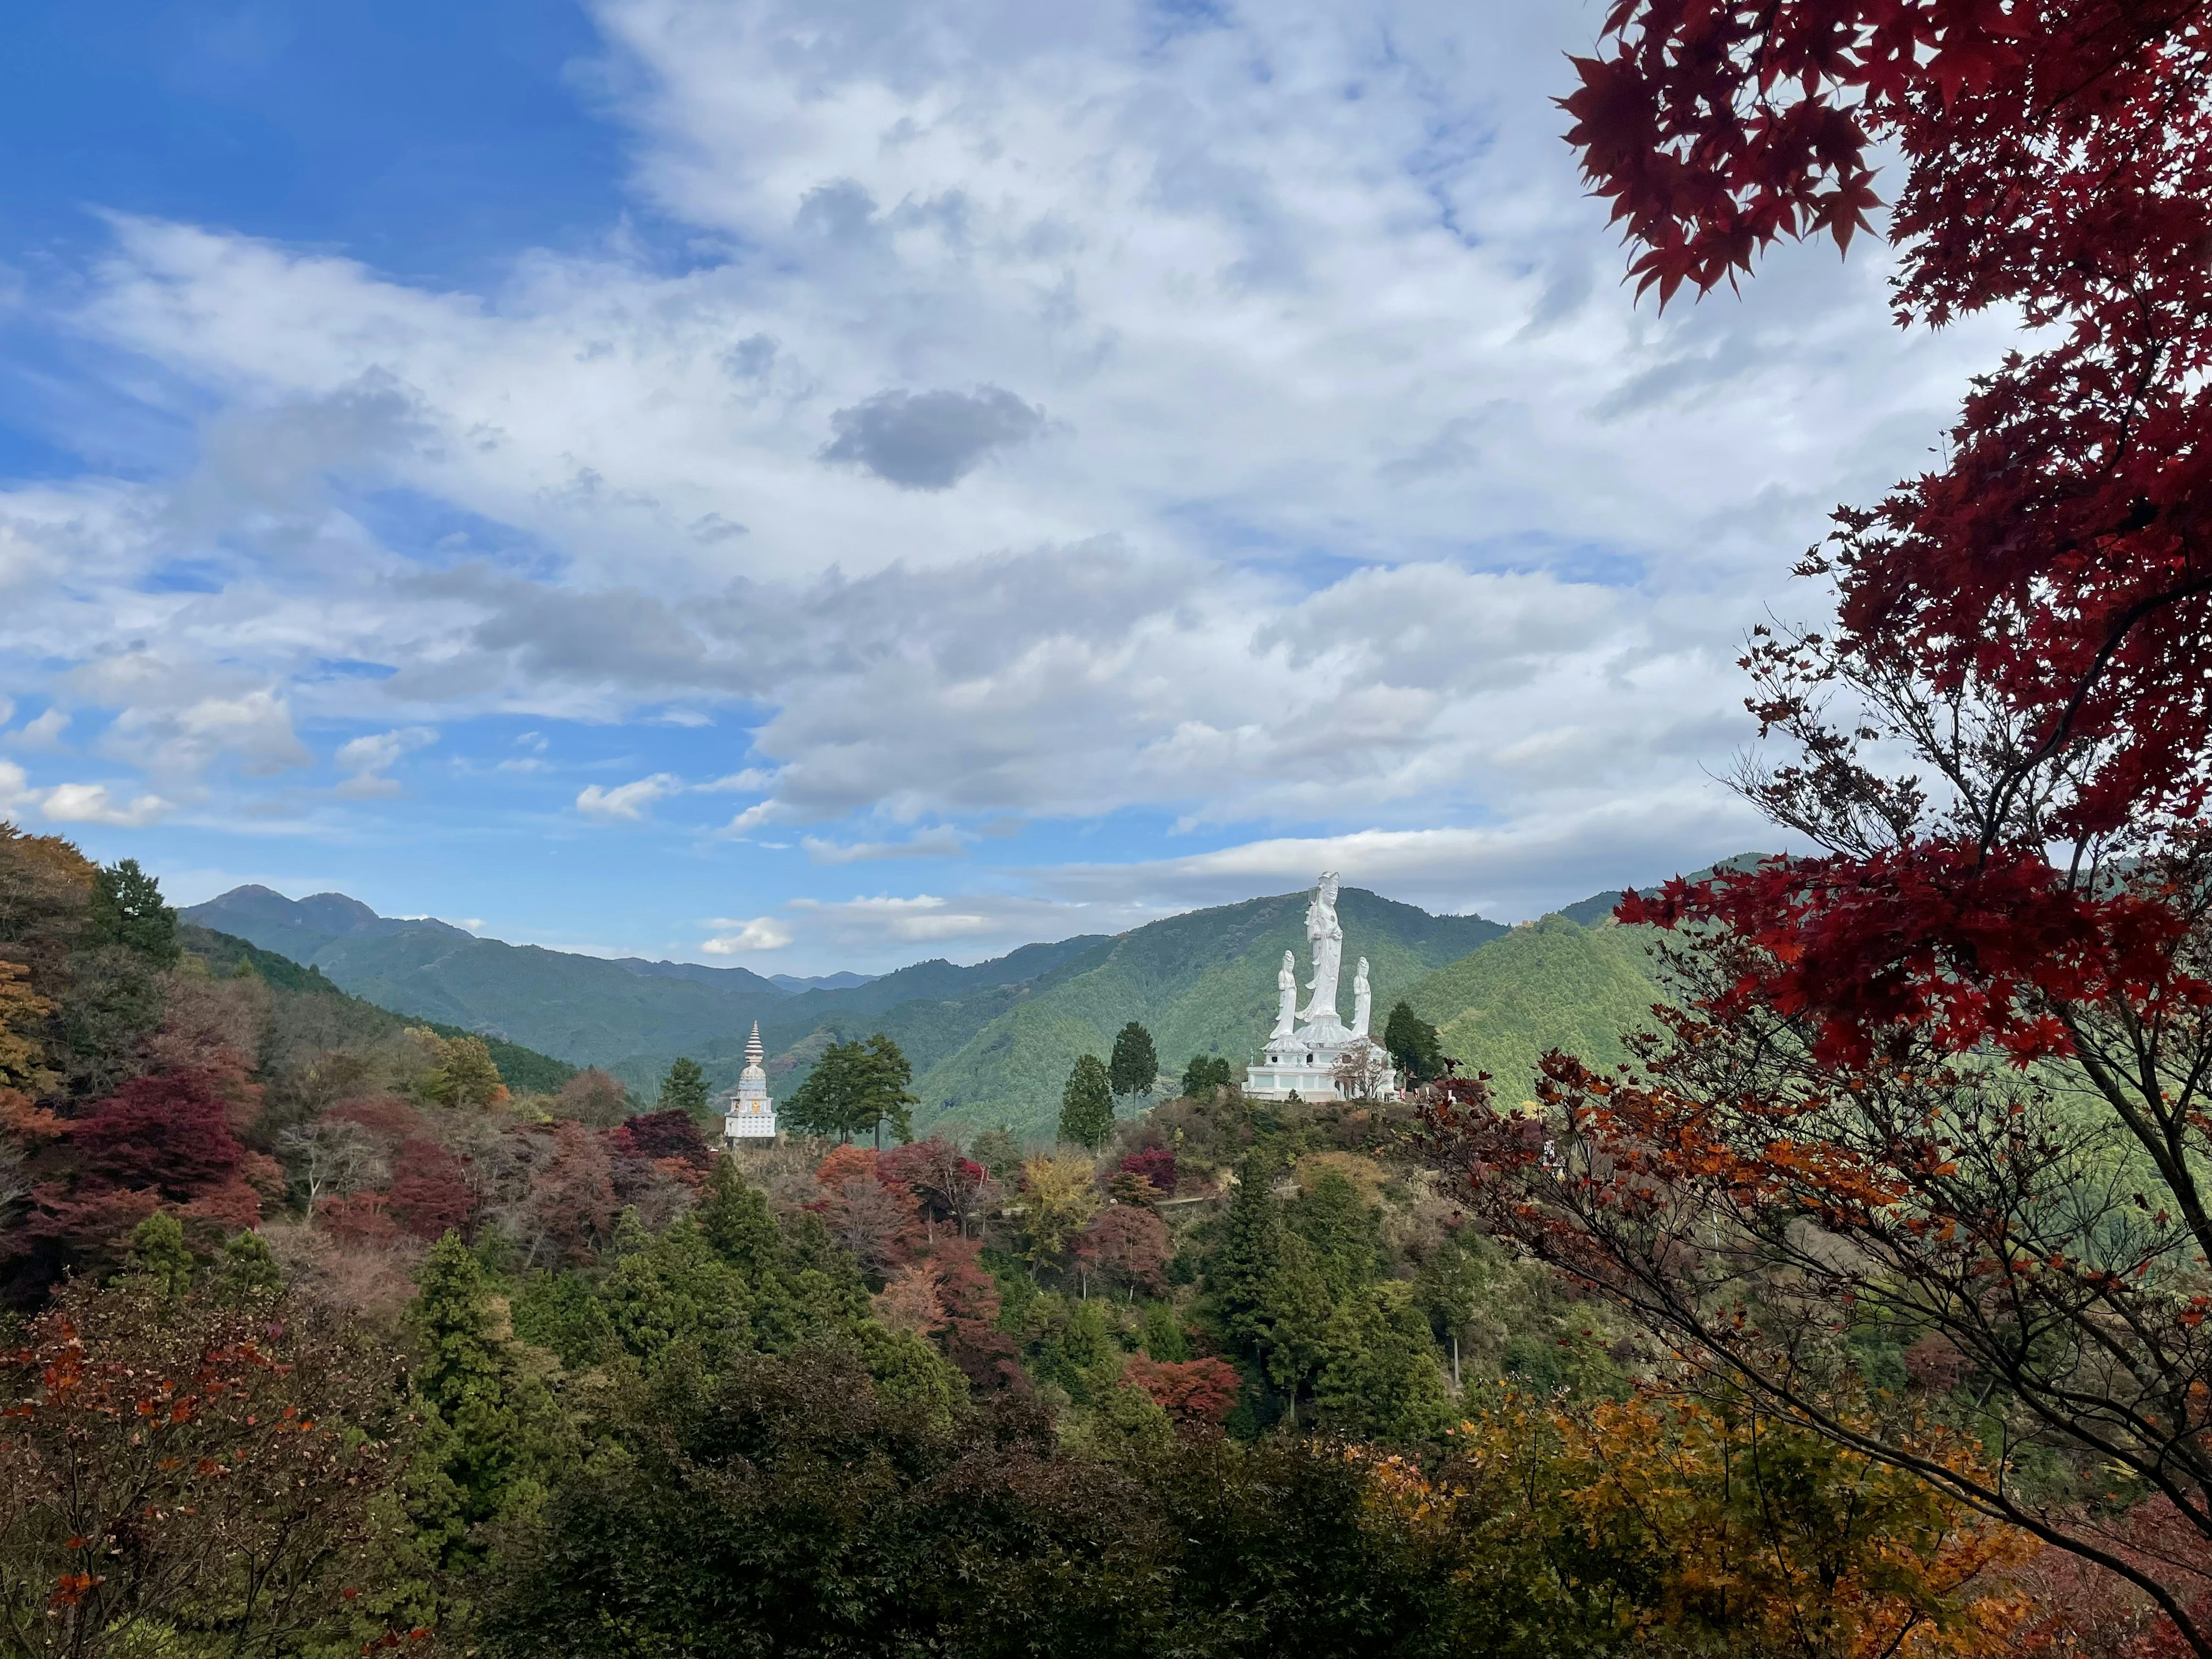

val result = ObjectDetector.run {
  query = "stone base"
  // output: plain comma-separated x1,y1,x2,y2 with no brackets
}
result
1243,1019,1397,1102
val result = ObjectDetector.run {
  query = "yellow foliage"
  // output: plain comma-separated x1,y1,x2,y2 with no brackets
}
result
0,959,55,1093
1351,1393,2031,1659
1291,1150,1386,1204
1018,1152,1100,1266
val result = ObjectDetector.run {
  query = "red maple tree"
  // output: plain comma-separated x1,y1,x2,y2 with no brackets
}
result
1427,5,2212,1652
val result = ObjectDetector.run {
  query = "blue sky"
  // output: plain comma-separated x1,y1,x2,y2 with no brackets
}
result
0,0,2012,971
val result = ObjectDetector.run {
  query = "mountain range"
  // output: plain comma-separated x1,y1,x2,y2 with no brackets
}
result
182,873,1719,1138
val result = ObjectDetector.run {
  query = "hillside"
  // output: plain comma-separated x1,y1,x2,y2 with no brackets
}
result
178,923,581,1094
1402,914,1669,1103
914,888,1503,1139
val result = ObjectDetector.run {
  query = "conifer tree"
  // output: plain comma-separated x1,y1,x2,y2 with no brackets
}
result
1059,1054,1115,1149
1313,1281,1451,1441
86,858,179,965
214,1227,284,1301
126,1209,195,1298
1108,1021,1158,1099
657,1055,710,1118
1381,1001,1443,1084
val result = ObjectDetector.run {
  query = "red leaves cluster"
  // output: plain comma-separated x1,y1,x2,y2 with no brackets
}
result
1117,1146,1177,1196
1620,847,2210,1066
1122,1355,1240,1425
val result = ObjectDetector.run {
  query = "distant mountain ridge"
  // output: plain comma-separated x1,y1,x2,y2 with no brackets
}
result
184,863,1762,1140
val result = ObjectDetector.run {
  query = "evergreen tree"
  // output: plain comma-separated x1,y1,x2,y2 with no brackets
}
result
214,1228,285,1300
1313,1281,1452,1441
1059,1054,1115,1149
1381,1000,1445,1084
600,1214,751,1372
127,1209,195,1298
1210,1153,1283,1357
785,1034,918,1146
1287,1167,1381,1300
699,1157,782,1280
406,1234,562,1567
1179,1054,1235,1098
657,1055,710,1118
86,858,179,965
1108,1021,1158,1099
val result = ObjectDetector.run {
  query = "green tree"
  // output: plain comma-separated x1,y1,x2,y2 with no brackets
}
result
600,1214,751,1372
785,1033,918,1146
406,1234,562,1569
1108,1021,1158,1099
968,1126,1021,1180
126,1209,195,1298
657,1055,710,1118
85,858,179,965
1179,1054,1235,1098
1059,1054,1115,1149
1287,1167,1381,1300
214,1228,285,1301
421,1031,505,1108
1313,1281,1452,1441
1381,999,1444,1084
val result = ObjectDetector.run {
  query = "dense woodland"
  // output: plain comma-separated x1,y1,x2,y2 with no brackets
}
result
0,821,2135,1657
13,0,2212,1652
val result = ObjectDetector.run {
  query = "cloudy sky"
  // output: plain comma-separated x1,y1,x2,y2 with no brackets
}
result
0,0,2011,971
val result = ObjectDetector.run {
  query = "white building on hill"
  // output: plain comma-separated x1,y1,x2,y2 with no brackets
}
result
1243,872,1399,1102
723,1021,778,1144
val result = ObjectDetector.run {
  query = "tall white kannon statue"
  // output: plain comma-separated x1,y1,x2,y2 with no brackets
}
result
1299,870,1344,1026
1271,949,1298,1038
1351,957,1372,1040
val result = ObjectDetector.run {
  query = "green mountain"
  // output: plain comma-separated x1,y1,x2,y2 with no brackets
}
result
1400,914,1669,1105
179,923,580,1094
912,888,1502,1139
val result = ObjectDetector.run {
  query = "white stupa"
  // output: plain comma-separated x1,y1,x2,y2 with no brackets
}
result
1243,873,1398,1102
723,1021,778,1143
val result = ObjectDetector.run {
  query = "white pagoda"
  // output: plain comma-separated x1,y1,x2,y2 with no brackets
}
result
1243,872,1398,1102
723,1021,778,1144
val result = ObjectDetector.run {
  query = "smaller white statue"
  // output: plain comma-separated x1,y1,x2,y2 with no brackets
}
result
1271,949,1298,1038
1351,957,1372,1040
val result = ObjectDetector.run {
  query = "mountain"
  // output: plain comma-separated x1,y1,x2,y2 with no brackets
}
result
770,971,877,992
1400,913,1669,1105
910,888,1503,1139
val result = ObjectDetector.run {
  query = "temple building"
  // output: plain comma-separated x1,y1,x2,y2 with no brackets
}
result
723,1021,778,1145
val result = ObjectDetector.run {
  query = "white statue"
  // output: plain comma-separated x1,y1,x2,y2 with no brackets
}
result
1271,949,1298,1038
1351,957,1372,1039
1298,871,1343,1025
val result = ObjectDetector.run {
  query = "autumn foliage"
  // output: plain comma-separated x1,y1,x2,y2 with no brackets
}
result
1424,2,2212,1652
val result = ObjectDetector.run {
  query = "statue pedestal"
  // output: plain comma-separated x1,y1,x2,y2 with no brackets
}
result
1244,1017,1397,1102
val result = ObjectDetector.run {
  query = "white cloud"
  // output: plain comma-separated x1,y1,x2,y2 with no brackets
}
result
5,707,69,750
334,726,437,797
576,772,683,821
0,0,2021,925
37,781,176,827
700,915,794,952
802,827,967,865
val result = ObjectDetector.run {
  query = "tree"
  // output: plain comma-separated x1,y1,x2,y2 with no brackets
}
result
657,1055,710,1119
420,1031,503,1108
71,1070,246,1201
1108,1021,1158,1099
1059,1053,1115,1149
278,1116,389,1209
1179,1054,1235,1099
126,1207,196,1298
1330,1037,1394,1102
0,1275,408,1659
554,1066,628,1126
1381,1000,1443,1084
1018,1153,1100,1271
785,1033,918,1146
84,857,179,965
1311,1282,1451,1442
1427,6,2212,1648
406,1233,563,1568
1076,1204,1172,1301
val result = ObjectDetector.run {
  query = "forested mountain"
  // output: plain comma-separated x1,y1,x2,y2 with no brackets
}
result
184,883,1507,1139
1400,914,1668,1103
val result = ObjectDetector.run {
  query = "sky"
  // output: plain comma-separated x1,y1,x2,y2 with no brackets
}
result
0,0,2015,972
